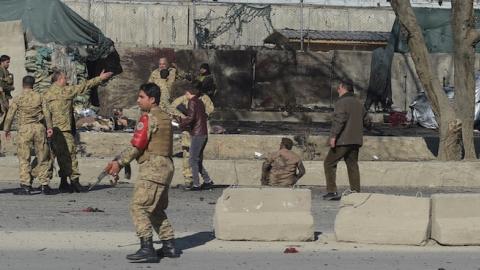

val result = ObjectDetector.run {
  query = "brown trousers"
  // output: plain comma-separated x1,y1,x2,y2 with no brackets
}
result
324,145,360,193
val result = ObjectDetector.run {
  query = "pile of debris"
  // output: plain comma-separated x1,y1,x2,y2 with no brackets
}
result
75,108,136,132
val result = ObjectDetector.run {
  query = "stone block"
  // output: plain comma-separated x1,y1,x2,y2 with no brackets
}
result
214,187,314,241
431,194,480,245
334,193,430,245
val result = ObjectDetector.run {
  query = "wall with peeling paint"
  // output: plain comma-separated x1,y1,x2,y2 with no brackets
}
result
63,0,397,48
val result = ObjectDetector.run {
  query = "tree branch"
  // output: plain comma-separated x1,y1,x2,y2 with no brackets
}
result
468,29,480,46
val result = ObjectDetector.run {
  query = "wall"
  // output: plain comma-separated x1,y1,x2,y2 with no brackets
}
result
98,46,471,114
63,0,397,48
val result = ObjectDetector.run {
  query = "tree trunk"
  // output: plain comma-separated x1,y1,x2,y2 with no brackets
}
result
391,0,462,160
438,117,462,160
451,0,479,160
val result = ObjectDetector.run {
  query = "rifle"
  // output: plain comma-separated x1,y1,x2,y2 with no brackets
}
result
89,155,122,191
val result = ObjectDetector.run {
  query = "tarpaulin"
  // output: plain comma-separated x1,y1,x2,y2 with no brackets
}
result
0,0,113,60
397,8,480,53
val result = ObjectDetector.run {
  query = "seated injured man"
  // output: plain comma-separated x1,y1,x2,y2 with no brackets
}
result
261,138,306,187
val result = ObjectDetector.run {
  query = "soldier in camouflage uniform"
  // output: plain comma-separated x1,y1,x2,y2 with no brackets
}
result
0,55,14,155
148,57,176,110
3,76,54,195
170,81,214,188
43,69,113,193
107,83,178,263
0,55,15,100
261,138,306,187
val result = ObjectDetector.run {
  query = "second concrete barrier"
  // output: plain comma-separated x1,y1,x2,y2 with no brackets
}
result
431,194,480,245
334,193,430,245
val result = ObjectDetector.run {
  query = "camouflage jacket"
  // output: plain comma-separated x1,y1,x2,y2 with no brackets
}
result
169,94,214,118
0,66,14,93
148,67,176,108
43,77,103,132
118,107,170,166
3,89,53,132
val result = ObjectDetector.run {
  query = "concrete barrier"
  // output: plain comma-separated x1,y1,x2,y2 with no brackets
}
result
2,157,480,188
213,187,314,241
334,193,430,245
0,132,437,161
431,194,480,245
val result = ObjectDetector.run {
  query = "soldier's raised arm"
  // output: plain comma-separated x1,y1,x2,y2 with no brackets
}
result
67,70,113,98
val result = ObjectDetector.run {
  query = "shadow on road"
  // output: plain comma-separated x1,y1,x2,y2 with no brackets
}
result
168,231,215,252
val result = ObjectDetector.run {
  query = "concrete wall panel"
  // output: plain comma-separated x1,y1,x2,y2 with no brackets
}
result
64,1,398,48
145,5,189,47
106,4,149,45
431,194,480,245
347,8,394,32
335,193,430,245
308,7,350,31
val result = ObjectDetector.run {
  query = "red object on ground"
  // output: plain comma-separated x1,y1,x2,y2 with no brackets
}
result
283,247,299,254
389,111,408,127
81,207,104,213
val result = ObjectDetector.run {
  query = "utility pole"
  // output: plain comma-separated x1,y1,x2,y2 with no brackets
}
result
300,0,304,51
192,0,197,49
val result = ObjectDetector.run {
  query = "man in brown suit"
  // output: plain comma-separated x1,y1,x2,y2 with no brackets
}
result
261,138,305,187
323,79,370,200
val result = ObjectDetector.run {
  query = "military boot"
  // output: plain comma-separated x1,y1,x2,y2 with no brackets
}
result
13,184,33,195
70,178,85,193
126,237,159,263
58,177,72,193
158,239,180,258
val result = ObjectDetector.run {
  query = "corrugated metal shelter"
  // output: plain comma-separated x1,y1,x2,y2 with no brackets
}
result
264,29,390,51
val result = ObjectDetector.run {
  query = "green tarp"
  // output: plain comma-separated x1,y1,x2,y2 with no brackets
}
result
0,0,113,60
398,7,480,53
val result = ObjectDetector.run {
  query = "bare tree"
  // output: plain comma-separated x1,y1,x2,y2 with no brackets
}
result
451,0,480,160
391,0,480,160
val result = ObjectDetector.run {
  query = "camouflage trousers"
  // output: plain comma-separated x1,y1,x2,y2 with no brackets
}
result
16,123,52,186
130,156,175,240
181,131,193,185
51,128,80,180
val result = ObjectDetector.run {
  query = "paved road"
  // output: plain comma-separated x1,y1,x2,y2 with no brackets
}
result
1,182,480,270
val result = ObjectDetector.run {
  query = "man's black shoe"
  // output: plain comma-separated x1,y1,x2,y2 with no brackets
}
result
157,240,180,258
13,184,33,195
70,179,85,193
41,185,54,195
58,177,72,193
200,181,214,190
126,237,159,263
322,192,341,201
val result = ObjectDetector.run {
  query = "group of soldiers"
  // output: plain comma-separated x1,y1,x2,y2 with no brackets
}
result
0,53,113,194
0,54,218,195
